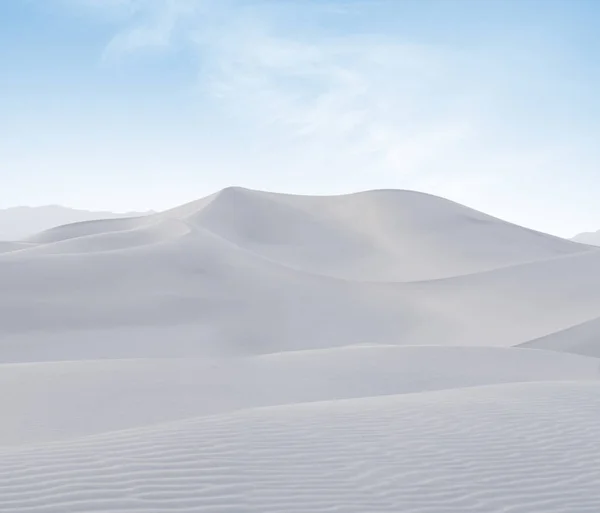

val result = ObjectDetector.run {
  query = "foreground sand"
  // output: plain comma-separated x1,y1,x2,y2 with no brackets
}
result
2,382,600,512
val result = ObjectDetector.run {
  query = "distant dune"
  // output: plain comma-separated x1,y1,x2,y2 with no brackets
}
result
0,205,152,241
572,229,600,246
520,315,600,357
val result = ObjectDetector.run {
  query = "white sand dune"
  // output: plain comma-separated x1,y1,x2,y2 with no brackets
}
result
0,242,37,254
20,187,589,280
163,187,589,281
572,229,600,246
520,316,600,357
400,248,600,348
3,187,600,511
2,382,600,513
2,345,598,447
1,187,599,358
0,205,151,242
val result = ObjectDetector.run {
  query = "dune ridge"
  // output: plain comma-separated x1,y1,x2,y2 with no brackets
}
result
2,187,599,357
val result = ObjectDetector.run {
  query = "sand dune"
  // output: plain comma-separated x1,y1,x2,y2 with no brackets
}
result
0,205,151,242
400,248,600,348
26,216,151,245
3,187,600,511
1,187,599,359
0,242,37,254
572,229,600,246
520,316,600,357
2,345,598,446
177,187,590,281
20,186,588,280
2,382,600,512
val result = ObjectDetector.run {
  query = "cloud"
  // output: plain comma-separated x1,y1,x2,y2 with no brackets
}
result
100,1,194,58
56,0,203,58
73,1,476,169
203,30,483,195
49,0,593,236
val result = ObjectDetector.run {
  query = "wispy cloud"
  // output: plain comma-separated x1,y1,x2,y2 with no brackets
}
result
49,0,594,235
200,24,485,194
100,0,196,58
70,0,477,176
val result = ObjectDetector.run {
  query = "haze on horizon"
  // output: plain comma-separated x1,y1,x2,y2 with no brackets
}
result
2,0,600,237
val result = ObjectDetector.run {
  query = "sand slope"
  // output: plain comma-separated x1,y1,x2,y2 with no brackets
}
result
520,316,600,357
2,345,598,446
0,242,36,254
0,205,151,242
572,229,600,246
163,187,588,281
2,382,600,513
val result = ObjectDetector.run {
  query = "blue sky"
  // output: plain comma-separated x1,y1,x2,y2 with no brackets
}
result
2,0,600,236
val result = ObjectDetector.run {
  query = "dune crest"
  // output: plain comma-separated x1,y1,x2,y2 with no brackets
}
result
1,187,599,359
